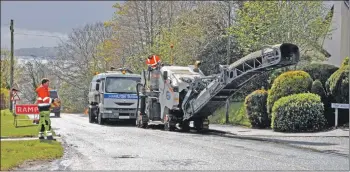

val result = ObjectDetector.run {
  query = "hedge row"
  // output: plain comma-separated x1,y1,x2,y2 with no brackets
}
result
243,58,348,132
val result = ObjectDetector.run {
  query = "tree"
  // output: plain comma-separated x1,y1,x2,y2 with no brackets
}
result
228,1,333,62
0,49,21,89
51,22,113,112
17,58,56,103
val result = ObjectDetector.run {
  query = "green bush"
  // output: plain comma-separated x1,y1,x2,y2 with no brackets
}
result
311,80,326,99
311,80,333,126
299,63,339,87
267,70,313,114
325,57,349,126
244,89,269,128
271,93,327,132
326,57,349,104
0,88,9,110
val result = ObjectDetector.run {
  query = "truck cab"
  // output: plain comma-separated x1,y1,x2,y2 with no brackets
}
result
49,90,61,117
88,68,141,125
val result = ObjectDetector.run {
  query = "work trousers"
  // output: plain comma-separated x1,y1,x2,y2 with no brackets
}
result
38,110,51,133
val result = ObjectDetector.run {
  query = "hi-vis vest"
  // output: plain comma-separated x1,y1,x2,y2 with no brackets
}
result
37,97,53,108
146,55,161,68
36,85,53,110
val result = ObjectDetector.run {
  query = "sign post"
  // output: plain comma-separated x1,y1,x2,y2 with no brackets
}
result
14,104,40,128
331,103,350,128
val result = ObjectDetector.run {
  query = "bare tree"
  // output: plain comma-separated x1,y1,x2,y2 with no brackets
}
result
50,22,113,112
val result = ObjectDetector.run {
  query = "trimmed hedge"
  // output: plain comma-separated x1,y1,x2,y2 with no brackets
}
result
325,57,349,126
311,80,333,126
267,70,313,114
244,89,269,128
271,93,327,132
311,80,326,99
326,57,349,103
299,63,338,87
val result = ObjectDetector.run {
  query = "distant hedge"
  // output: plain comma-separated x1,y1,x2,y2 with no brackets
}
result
299,63,338,87
267,70,313,114
244,89,269,128
271,93,326,132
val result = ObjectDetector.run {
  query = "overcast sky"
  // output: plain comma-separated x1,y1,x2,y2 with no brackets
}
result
1,1,117,49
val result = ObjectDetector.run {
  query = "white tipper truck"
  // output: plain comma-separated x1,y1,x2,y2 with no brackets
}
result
88,68,141,125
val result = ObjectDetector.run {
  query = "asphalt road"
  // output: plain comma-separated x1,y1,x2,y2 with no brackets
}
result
19,113,350,171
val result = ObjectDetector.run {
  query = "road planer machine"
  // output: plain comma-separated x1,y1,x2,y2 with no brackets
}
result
136,43,300,132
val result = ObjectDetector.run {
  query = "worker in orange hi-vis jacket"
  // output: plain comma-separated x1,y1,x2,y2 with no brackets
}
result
35,78,59,140
146,54,161,70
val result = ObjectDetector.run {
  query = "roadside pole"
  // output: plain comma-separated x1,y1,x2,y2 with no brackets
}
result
9,19,14,112
225,0,232,124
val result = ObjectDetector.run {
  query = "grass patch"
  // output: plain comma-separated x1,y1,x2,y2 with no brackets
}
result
1,109,56,137
0,140,64,171
209,102,251,127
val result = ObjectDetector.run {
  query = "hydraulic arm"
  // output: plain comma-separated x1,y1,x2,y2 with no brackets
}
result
181,43,300,120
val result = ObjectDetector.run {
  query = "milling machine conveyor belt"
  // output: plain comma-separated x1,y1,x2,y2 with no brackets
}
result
183,43,300,120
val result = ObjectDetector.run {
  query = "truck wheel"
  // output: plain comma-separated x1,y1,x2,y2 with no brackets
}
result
88,108,94,123
181,120,190,132
137,116,148,128
98,112,105,125
164,115,176,131
194,118,209,132
164,122,175,131
55,112,60,118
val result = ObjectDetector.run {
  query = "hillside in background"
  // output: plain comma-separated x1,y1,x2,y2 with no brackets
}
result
14,46,58,57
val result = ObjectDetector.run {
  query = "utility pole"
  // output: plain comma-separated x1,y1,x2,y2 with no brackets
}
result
9,19,14,112
225,1,232,124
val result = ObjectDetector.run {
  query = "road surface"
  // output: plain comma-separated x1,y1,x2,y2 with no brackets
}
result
18,113,349,171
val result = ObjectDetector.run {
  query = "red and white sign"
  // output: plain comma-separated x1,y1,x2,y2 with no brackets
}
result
15,104,39,115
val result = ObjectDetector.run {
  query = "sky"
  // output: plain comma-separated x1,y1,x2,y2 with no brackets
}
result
1,1,118,49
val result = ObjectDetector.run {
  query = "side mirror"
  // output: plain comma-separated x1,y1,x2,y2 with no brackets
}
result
163,71,168,81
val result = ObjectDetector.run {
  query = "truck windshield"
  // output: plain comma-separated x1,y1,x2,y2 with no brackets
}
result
49,91,58,98
105,77,140,93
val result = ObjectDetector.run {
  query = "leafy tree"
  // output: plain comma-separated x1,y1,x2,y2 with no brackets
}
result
228,1,333,62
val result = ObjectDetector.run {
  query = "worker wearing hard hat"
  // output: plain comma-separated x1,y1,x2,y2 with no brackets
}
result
35,78,60,140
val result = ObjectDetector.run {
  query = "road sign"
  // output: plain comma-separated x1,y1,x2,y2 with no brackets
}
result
11,90,20,101
15,104,39,115
331,103,350,109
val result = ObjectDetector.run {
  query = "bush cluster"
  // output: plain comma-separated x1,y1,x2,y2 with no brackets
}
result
325,57,349,126
271,93,326,132
244,89,269,128
267,70,313,114
299,63,339,86
240,58,349,132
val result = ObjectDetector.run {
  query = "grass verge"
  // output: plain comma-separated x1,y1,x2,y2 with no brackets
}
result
0,140,64,171
209,101,251,127
1,109,56,137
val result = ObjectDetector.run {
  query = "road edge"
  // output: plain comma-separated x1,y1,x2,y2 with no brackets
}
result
208,129,349,158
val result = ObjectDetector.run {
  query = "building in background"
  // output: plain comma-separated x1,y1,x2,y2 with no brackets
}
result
323,0,350,67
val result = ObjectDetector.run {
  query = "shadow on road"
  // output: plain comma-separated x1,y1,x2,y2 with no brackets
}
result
100,120,137,127
206,129,338,146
